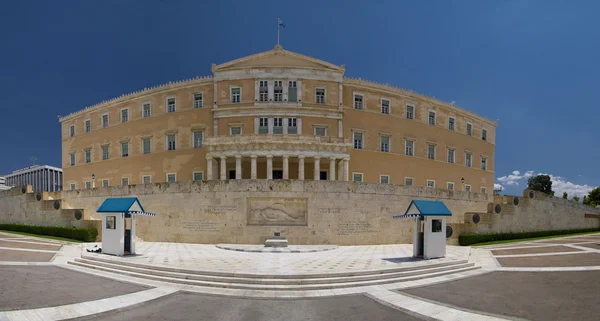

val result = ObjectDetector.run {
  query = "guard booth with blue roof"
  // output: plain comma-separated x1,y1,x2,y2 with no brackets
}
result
393,200,452,259
96,197,156,256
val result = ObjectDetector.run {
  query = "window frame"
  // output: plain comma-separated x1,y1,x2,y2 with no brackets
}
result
353,131,364,149
166,134,177,151
447,182,455,190
142,102,152,118
121,142,129,157
287,117,298,134
102,179,109,187
273,80,283,102
481,156,488,170
85,181,92,189
84,149,91,163
428,110,436,125
405,139,414,156
120,108,129,123
101,113,109,128
69,125,75,137
447,148,455,164
192,171,204,181
314,126,327,137
69,153,76,166
230,126,242,136
70,183,76,191
193,92,203,108
315,88,326,104
273,117,283,134
166,173,177,183
84,119,91,133
380,98,390,114
352,172,364,182
379,174,390,184
481,187,487,194
353,92,365,110
166,97,176,113
466,122,473,136
406,104,415,120
465,152,472,167
427,179,436,188
482,128,487,141
142,138,152,155
465,184,472,192
230,87,241,103
405,177,413,186
102,145,109,160
121,177,129,186
259,80,268,102
448,117,455,131
192,130,204,148
142,175,152,184
380,135,390,152
427,143,436,160
106,216,116,230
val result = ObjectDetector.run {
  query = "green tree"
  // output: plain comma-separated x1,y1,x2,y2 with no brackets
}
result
583,196,590,205
586,187,600,207
562,192,568,199
573,195,580,202
528,175,554,196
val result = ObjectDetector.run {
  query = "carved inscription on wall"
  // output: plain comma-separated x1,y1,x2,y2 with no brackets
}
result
337,220,379,235
247,198,308,226
204,205,238,215
182,220,223,233
316,207,344,214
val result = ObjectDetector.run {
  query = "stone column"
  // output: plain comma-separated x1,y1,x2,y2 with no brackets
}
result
298,155,305,180
250,155,257,179
220,156,227,180
283,155,289,179
314,156,321,181
266,155,273,179
343,158,350,181
207,157,213,180
235,155,242,179
329,157,336,181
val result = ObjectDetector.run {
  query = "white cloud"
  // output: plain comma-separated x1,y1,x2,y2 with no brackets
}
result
494,183,504,191
496,170,597,200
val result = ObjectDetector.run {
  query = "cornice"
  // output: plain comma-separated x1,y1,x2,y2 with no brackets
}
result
59,76,214,123
343,77,498,127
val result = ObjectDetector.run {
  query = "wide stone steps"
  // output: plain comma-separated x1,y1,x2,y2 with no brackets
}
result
68,256,479,291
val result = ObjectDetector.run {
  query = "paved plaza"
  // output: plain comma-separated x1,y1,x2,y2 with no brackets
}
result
0,231,599,320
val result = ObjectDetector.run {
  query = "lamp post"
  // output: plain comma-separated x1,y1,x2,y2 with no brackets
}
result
92,173,96,188
461,177,465,191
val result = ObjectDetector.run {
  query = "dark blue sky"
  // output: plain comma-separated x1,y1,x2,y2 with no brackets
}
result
1,0,598,196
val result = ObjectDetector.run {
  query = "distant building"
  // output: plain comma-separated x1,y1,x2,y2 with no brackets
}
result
0,176,10,191
3,165,63,192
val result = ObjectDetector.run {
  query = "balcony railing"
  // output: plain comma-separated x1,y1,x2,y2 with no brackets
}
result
205,134,350,146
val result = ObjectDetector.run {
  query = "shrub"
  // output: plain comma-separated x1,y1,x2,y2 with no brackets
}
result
459,228,600,246
0,224,97,242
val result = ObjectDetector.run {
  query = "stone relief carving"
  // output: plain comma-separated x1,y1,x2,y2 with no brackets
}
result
247,198,308,226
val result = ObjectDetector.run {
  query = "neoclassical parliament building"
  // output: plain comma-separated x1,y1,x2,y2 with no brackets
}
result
60,45,496,193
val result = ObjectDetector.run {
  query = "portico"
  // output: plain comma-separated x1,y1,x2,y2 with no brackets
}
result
204,135,351,181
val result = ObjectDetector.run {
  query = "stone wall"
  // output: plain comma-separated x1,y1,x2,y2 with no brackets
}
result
463,189,600,234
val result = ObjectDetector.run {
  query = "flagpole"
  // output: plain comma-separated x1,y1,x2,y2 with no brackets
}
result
277,17,280,45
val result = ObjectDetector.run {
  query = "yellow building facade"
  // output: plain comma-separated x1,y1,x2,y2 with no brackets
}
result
60,45,496,193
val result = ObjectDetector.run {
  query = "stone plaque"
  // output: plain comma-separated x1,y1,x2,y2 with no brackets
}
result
337,220,379,235
182,220,223,233
247,198,308,226
204,205,238,215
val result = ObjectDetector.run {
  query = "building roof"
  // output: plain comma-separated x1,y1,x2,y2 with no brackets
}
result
393,200,452,219
4,165,62,177
97,197,145,213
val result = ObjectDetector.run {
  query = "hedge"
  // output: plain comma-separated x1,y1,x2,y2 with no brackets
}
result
0,224,97,242
459,228,600,246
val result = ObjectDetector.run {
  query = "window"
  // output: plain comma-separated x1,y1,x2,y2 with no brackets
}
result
405,177,413,186
193,93,203,108
427,180,435,188
259,81,268,102
315,88,325,104
70,183,76,191
102,146,109,160
467,123,472,136
381,99,390,114
274,80,283,101
315,127,326,136
406,105,414,119
288,118,297,134
69,125,75,137
121,142,129,157
142,175,151,184
193,172,204,181
143,138,151,154
102,179,109,187
405,140,414,156
85,181,92,189
353,132,363,149
352,173,363,182
258,118,268,134
230,126,242,135
167,134,176,151
273,118,283,134
448,117,455,130
427,144,436,160
69,153,76,166
465,185,472,192
167,173,177,183
288,81,297,102
167,98,176,112
447,182,455,190
447,148,455,163
380,136,389,152
193,131,203,148
85,149,91,163
354,94,364,109
380,175,390,184
428,111,436,125
482,128,487,141
465,152,472,167
102,114,109,128
231,87,241,103
85,120,91,133
432,219,442,233
121,177,129,186
481,187,487,194
481,157,487,170
143,103,151,117
106,216,116,230
121,109,128,122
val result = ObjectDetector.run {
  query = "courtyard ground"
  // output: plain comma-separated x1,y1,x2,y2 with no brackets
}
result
0,231,598,320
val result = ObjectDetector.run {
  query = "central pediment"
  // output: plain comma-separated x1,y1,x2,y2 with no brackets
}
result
212,45,345,73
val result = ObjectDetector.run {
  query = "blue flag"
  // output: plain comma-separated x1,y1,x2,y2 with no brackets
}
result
278,17,286,28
